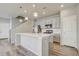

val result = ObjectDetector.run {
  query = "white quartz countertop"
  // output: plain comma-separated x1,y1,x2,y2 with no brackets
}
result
16,33,53,38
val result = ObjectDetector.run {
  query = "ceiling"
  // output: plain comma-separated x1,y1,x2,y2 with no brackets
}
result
0,3,77,20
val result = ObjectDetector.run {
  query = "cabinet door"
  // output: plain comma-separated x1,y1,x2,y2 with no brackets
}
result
53,17,60,29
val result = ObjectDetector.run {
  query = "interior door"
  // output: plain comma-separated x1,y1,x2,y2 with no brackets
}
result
61,15,77,48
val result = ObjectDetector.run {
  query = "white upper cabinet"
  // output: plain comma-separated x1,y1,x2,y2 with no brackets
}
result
34,15,60,29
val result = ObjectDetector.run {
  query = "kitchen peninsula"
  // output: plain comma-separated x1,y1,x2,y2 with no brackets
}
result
15,33,53,56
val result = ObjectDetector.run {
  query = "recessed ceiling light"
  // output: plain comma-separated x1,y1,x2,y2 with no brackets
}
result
33,4,36,7
24,10,27,13
25,17,28,20
42,12,46,14
19,19,23,23
33,12,38,17
60,4,64,7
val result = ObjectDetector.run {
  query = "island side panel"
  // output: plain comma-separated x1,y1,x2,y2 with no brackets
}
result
42,36,49,56
20,35,43,56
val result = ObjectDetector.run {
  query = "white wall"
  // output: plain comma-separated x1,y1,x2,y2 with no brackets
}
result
12,20,32,33
61,6,77,48
11,19,32,44
0,18,10,39
0,22,10,38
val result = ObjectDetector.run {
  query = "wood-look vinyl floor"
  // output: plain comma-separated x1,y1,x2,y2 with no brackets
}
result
0,39,78,56
49,42,79,56
0,39,36,56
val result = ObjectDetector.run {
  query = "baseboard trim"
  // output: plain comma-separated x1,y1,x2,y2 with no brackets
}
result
0,38,8,40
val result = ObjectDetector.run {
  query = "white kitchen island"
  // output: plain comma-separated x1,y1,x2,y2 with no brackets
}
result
15,33,53,56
